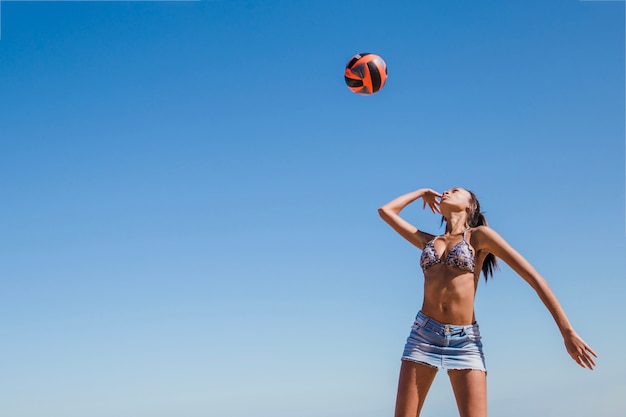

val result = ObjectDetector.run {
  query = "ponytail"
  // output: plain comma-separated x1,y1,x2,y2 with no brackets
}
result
467,191,498,281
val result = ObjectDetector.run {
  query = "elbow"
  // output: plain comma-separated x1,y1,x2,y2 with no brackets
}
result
378,207,390,220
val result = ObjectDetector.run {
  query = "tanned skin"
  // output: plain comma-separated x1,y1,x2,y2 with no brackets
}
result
379,187,597,417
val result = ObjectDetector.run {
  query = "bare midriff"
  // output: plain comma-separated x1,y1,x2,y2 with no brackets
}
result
421,264,478,326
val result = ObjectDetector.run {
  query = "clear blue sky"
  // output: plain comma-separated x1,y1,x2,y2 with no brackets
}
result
0,1,624,416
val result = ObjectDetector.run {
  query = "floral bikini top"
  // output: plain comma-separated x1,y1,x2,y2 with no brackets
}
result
420,228,475,273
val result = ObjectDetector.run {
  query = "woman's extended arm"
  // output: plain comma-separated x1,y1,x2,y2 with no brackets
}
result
378,188,441,249
475,226,598,370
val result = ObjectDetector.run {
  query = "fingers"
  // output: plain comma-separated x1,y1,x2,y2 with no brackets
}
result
587,345,599,358
427,201,441,214
421,195,441,214
576,351,596,370
564,333,597,370
581,345,597,369
570,345,597,370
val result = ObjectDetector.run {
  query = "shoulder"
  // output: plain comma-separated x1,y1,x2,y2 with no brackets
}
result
468,226,505,251
470,225,498,239
469,226,521,260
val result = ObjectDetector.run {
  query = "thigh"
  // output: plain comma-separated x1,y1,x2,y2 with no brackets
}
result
395,360,438,417
448,369,487,417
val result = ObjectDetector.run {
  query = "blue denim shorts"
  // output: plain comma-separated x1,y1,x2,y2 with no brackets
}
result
401,311,487,372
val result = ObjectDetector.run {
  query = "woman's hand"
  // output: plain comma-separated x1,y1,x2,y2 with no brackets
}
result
421,189,442,214
563,330,597,370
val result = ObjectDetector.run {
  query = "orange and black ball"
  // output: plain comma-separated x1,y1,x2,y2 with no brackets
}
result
344,53,388,95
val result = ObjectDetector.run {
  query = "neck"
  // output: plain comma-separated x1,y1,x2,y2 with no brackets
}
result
444,212,468,235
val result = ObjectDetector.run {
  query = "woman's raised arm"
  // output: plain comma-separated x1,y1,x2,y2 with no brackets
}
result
378,188,441,249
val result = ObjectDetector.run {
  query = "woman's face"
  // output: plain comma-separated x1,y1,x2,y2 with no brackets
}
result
440,187,472,212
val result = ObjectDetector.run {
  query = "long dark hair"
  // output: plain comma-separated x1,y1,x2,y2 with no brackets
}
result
441,189,498,281
467,190,498,281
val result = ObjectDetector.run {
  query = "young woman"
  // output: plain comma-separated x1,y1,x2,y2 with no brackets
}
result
378,187,597,417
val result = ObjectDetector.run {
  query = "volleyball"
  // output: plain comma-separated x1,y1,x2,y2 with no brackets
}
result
344,53,388,95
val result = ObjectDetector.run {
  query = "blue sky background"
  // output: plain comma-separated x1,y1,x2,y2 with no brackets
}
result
0,1,624,416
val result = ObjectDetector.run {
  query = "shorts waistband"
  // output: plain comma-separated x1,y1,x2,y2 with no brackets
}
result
415,311,479,336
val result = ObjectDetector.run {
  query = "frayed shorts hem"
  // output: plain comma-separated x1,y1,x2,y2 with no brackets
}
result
400,357,487,374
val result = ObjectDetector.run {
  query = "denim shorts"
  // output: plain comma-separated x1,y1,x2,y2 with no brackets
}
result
401,311,487,372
